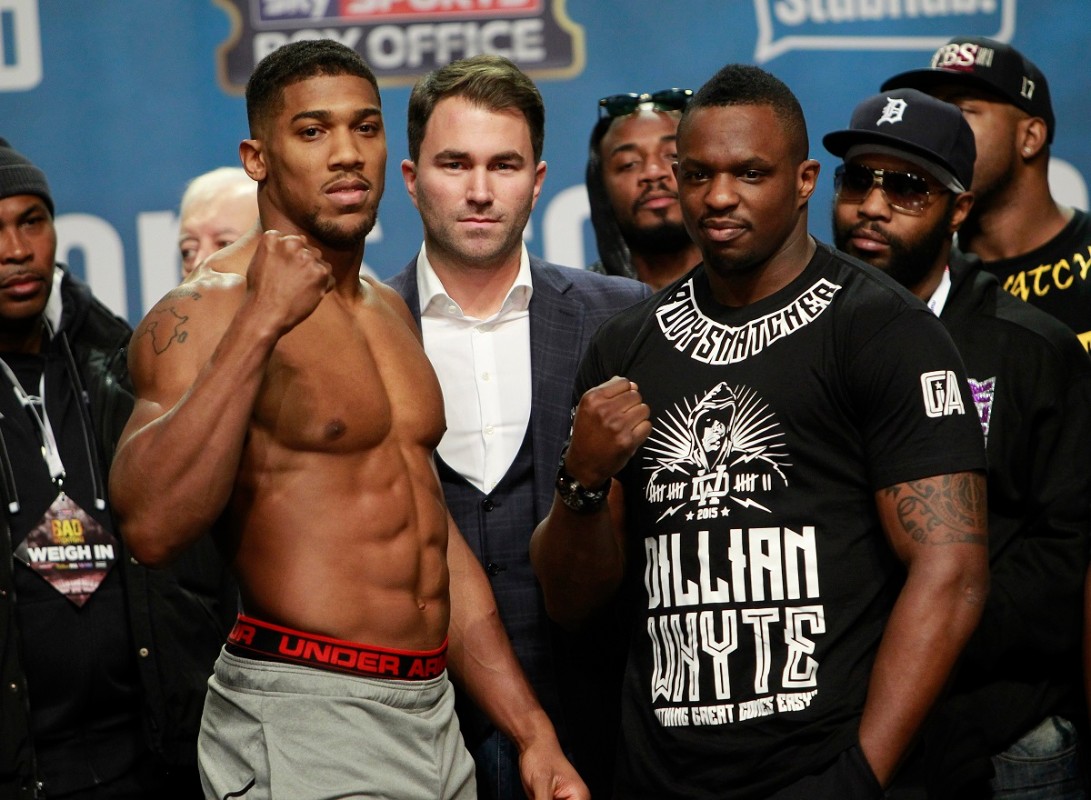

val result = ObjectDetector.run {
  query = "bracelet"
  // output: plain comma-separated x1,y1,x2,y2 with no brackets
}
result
554,444,610,514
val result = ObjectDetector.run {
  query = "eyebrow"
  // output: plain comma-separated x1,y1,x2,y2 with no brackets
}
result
737,156,774,170
676,154,774,172
289,107,382,125
16,202,49,221
433,149,526,165
609,135,678,158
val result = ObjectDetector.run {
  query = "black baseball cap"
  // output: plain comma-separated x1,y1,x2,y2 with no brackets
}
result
881,37,1054,143
823,88,976,193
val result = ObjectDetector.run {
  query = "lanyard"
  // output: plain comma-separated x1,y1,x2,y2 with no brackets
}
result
0,356,65,484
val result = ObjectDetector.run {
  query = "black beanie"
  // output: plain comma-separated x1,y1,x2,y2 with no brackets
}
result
0,137,53,216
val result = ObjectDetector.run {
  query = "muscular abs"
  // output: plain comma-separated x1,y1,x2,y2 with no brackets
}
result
174,279,450,651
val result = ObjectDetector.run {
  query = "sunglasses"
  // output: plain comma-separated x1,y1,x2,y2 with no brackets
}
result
834,163,943,215
598,88,693,118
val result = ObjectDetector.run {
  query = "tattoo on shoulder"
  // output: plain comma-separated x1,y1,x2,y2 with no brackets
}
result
882,474,986,546
135,288,200,355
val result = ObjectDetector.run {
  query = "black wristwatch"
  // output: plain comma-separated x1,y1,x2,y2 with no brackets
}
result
555,445,610,514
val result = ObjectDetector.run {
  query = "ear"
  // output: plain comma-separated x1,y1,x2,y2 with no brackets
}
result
529,160,548,210
240,139,266,182
401,159,420,210
1017,116,1049,161
948,191,975,233
797,159,820,206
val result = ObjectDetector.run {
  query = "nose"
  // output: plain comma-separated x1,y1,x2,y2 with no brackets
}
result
465,166,492,206
641,154,672,185
704,173,739,211
0,226,31,265
857,184,892,221
328,128,365,171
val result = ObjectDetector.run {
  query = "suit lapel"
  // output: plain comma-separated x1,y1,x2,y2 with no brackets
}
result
393,256,582,517
387,259,422,327
529,261,584,518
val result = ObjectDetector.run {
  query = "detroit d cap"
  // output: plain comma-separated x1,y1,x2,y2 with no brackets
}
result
0,137,54,216
823,88,976,193
881,37,1054,143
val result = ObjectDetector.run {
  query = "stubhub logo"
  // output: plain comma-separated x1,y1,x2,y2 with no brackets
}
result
0,0,42,90
752,0,1014,63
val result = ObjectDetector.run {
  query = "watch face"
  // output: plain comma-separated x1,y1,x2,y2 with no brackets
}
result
557,466,607,513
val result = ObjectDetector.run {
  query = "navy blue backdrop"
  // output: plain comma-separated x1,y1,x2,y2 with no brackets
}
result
1,0,1086,322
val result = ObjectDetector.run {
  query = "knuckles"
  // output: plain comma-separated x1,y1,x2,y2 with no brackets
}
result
575,385,650,456
253,231,330,280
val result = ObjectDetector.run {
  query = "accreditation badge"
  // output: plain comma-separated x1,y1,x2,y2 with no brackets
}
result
12,492,119,607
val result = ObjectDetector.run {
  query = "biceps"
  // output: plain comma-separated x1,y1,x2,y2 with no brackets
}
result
117,332,210,457
875,472,988,562
127,284,237,410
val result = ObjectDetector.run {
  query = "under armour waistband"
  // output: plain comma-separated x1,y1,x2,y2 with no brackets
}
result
225,614,448,681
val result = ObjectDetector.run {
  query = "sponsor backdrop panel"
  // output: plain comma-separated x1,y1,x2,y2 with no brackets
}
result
0,0,1086,323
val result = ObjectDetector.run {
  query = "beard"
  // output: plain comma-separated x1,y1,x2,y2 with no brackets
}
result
618,217,693,256
305,208,377,251
834,205,954,292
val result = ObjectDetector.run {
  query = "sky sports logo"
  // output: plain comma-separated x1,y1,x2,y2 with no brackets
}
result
218,0,583,88
256,0,540,23
0,0,41,90
752,0,1014,62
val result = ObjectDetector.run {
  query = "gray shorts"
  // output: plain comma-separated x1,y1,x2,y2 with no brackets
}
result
198,648,477,800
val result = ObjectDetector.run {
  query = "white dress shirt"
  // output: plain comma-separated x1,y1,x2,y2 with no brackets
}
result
415,244,534,493
926,265,952,317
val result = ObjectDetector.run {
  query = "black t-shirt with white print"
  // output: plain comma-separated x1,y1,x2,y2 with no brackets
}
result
575,242,986,799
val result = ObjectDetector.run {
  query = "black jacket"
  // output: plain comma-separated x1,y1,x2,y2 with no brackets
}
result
0,267,234,799
918,254,1091,795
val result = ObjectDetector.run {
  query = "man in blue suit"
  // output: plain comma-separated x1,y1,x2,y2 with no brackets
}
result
387,55,650,800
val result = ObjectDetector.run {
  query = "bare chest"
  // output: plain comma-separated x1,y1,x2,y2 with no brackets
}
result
251,300,445,454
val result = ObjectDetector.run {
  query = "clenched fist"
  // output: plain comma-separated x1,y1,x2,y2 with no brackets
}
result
246,230,333,335
565,376,652,488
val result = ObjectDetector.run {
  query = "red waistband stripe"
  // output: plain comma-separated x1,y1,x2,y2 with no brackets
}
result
225,614,447,681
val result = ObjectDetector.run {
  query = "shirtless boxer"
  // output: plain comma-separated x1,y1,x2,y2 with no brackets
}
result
108,40,585,800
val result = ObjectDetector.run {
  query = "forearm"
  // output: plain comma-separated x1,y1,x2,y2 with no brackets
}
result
449,596,559,749
864,472,989,785
449,522,589,799
530,490,624,630
111,301,279,565
447,529,558,749
531,375,647,628
858,559,987,785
